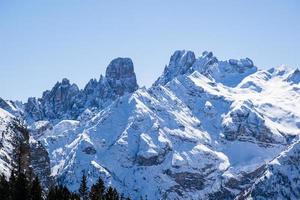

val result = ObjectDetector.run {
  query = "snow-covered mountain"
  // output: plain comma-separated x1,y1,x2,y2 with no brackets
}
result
1,50,300,199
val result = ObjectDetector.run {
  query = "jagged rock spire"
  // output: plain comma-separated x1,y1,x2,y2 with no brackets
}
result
24,58,139,121
105,57,138,95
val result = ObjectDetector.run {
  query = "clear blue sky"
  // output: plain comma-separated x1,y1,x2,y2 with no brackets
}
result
0,0,299,101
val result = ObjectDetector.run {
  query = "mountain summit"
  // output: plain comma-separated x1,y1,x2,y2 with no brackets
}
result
106,57,138,95
155,50,256,87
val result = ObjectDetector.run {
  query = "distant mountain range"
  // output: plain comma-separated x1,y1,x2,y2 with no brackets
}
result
1,50,300,199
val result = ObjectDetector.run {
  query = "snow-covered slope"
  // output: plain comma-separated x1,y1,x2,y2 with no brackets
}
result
237,137,300,200
0,108,16,177
1,50,300,199
0,107,52,188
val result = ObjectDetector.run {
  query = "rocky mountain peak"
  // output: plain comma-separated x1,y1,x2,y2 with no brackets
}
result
61,78,70,85
106,58,134,79
41,78,80,105
154,50,196,85
25,78,83,121
155,50,256,87
169,50,196,71
105,57,138,95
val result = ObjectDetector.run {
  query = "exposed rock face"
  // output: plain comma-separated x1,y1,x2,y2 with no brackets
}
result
222,100,285,145
83,58,138,109
25,97,44,121
30,139,53,188
154,50,196,85
163,144,229,199
12,120,32,176
24,58,138,122
82,76,117,109
207,164,266,200
164,170,205,198
0,98,23,117
0,98,14,114
155,50,256,87
285,68,300,84
39,78,83,120
24,79,83,121
105,58,138,95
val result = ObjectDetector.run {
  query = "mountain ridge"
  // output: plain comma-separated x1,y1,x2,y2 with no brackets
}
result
0,50,300,199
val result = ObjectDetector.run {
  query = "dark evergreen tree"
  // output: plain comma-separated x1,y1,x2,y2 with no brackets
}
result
9,170,17,200
79,173,89,200
47,185,78,200
14,172,30,200
46,186,57,200
61,186,73,200
10,134,31,200
70,192,80,200
1,171,130,200
89,177,105,200
30,177,42,200
105,187,119,200
0,174,10,200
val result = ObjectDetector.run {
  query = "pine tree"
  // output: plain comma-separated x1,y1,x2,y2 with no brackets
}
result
105,187,119,200
47,185,77,200
9,170,17,200
61,186,72,200
0,174,9,200
46,186,57,200
9,134,31,200
14,172,30,200
70,192,80,200
89,177,105,200
30,177,42,200
79,173,89,200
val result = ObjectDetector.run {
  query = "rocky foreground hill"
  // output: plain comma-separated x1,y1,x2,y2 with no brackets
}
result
1,50,300,199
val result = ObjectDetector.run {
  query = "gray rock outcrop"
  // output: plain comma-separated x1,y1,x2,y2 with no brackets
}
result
24,58,138,122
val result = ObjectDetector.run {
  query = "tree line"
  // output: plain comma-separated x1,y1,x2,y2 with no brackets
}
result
0,170,130,200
